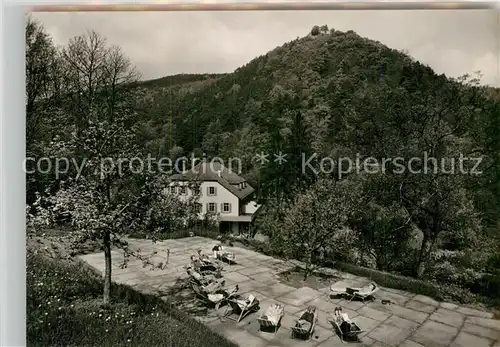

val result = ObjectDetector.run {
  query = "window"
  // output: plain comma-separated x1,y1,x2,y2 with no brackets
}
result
170,186,177,194
207,203,216,213
180,186,187,195
193,187,201,195
197,203,203,213
222,203,231,213
207,186,217,196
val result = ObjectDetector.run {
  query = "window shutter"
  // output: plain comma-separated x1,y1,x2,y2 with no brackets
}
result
207,187,210,195
206,203,210,213
214,203,217,213
214,187,217,196
228,203,231,213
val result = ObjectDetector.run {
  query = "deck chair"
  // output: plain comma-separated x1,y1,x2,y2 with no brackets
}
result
346,282,379,302
291,306,318,339
191,258,223,277
217,251,236,264
186,266,217,286
223,294,260,323
201,278,226,294
257,303,284,333
192,282,238,309
329,307,364,342
329,282,348,299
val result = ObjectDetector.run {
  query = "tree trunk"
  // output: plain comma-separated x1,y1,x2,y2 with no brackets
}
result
103,231,112,305
415,234,431,278
303,250,312,280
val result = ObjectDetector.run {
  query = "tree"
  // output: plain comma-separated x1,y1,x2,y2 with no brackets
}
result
25,16,59,148
129,176,201,237
28,110,144,305
275,178,361,279
310,25,320,36
60,30,140,136
26,30,146,305
400,173,481,278
351,200,414,271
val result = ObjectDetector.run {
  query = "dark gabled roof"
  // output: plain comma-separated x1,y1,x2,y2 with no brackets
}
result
170,161,255,200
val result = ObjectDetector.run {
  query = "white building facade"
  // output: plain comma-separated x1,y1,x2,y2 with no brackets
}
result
168,162,261,234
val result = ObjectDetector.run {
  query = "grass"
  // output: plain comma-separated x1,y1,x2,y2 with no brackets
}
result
27,248,238,347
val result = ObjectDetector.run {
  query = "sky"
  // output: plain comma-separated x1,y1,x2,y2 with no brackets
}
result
34,10,499,86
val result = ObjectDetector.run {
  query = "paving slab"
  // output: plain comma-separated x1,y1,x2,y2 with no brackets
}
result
368,323,413,346
223,265,247,273
257,283,297,298
365,302,428,324
451,331,492,347
374,289,411,306
411,320,459,347
429,308,465,327
456,306,494,318
465,316,500,331
236,279,269,294
224,271,252,283
462,322,500,340
412,294,439,307
239,266,274,276
357,306,392,322
405,299,438,314
352,315,383,337
278,287,322,307
382,287,416,298
217,324,269,347
279,302,304,316
337,298,366,311
383,315,420,331
250,272,281,285
305,296,343,315
399,340,425,347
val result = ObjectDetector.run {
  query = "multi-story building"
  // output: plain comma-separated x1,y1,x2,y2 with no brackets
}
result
169,161,260,234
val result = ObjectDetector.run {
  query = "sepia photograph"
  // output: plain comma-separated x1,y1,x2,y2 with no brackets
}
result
24,8,500,347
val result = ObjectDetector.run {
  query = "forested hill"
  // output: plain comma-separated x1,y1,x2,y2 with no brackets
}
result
136,27,420,154
134,26,499,187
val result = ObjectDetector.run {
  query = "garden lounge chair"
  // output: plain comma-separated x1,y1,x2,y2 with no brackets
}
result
330,282,348,299
257,303,285,333
291,306,318,339
190,256,223,277
346,282,379,302
217,251,236,264
192,282,238,309
212,244,235,263
186,266,217,286
329,307,363,342
222,293,260,323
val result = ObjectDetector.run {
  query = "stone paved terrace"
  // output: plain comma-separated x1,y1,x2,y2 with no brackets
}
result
79,237,500,347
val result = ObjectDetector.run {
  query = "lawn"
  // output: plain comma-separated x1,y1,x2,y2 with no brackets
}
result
27,247,238,347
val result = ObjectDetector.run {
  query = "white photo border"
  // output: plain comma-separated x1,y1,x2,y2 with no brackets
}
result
0,1,498,346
